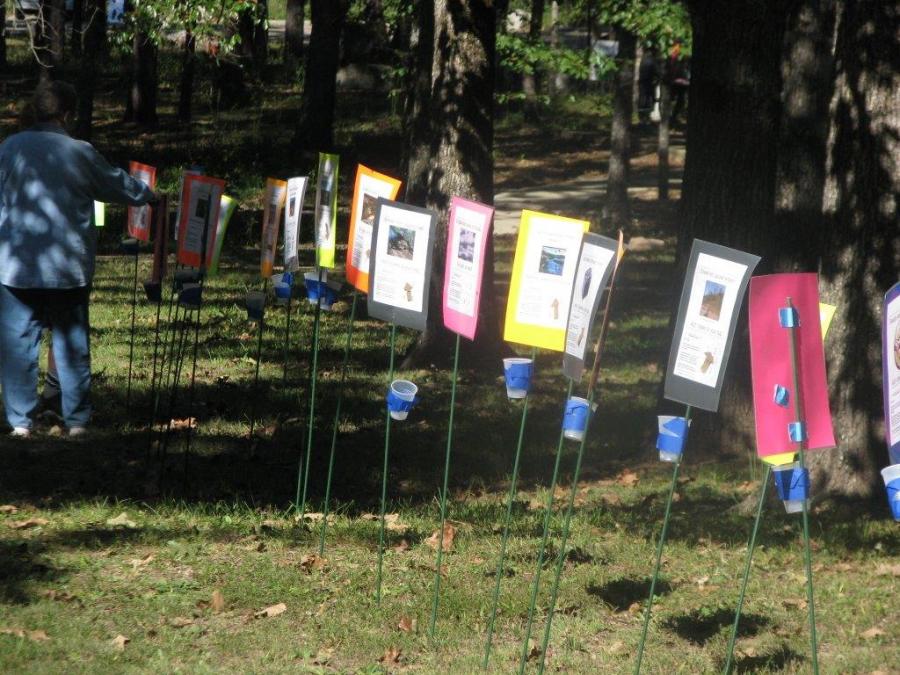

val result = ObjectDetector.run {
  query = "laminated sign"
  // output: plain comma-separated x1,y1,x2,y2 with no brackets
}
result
346,165,402,293
127,161,156,241
749,273,835,458
561,232,620,380
367,199,437,331
504,210,590,351
442,196,494,340
283,176,309,273
260,178,287,278
664,239,760,411
883,282,900,464
314,153,339,268
176,174,225,269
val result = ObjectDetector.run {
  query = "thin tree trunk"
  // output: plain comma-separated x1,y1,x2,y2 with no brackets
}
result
811,0,898,498
522,0,543,119
403,0,434,205
0,0,7,70
124,33,159,128
605,28,635,226
402,0,499,367
178,30,196,122
71,0,83,58
254,0,268,69
48,0,64,68
295,0,348,151
284,0,305,61
657,62,672,200
75,0,105,139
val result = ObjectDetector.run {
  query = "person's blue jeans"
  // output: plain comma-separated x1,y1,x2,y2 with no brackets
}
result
0,285,92,429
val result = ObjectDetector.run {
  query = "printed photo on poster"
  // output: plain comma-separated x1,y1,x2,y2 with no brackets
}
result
563,237,616,362
672,253,749,387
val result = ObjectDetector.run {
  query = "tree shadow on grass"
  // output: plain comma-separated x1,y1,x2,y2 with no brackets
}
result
586,577,673,612
0,540,65,605
732,645,804,674
662,606,770,645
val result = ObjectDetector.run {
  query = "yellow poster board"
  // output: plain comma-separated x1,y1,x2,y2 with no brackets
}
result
762,302,838,466
503,210,590,351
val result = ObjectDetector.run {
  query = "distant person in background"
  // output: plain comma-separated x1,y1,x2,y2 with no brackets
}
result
669,41,690,126
638,45,659,125
0,81,155,437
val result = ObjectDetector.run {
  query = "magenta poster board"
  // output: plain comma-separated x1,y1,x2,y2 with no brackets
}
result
749,273,836,458
442,196,494,340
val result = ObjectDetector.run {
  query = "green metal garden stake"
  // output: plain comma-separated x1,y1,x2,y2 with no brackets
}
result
723,462,772,674
517,379,575,675
785,296,819,675
634,404,692,674
483,346,538,669
295,267,325,516
375,322,398,606
318,291,359,556
248,277,269,439
283,291,293,382
428,333,462,638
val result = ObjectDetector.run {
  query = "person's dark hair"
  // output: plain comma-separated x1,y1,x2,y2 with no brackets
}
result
31,81,78,124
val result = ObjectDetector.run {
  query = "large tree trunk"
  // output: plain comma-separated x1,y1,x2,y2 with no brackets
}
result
178,30,196,122
657,58,672,200
75,0,106,139
48,0,64,68
403,0,434,204
124,33,159,128
810,0,900,497
605,27,635,226
284,0,305,62
677,0,786,452
237,0,268,71
401,0,499,367
70,0,83,58
295,0,349,151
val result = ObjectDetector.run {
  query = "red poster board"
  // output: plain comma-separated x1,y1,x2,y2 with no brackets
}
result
176,174,226,269
749,273,835,458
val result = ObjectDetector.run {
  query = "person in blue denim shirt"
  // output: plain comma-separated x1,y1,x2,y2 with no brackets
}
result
0,81,155,437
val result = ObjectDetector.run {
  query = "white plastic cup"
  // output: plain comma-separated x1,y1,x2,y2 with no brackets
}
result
503,357,533,399
389,380,418,421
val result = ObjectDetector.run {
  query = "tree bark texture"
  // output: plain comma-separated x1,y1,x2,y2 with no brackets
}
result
657,65,671,201
521,0,544,118
124,33,159,128
285,0,305,61
605,28,635,227
178,31,196,122
810,0,900,496
401,0,498,367
295,0,348,152
403,0,434,205
75,0,106,139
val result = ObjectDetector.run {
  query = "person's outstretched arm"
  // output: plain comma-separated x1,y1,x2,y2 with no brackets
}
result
80,142,156,206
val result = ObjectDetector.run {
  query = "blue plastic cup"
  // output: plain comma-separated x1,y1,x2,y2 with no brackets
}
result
388,380,418,421
178,283,202,309
656,415,690,463
272,273,293,306
773,462,810,514
881,464,900,521
304,272,341,310
245,291,266,321
562,396,591,442
503,358,533,399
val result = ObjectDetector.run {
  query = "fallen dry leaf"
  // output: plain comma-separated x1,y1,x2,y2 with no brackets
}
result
599,493,622,506
397,616,416,633
130,554,154,570
211,590,225,613
106,512,138,529
169,617,194,628
0,504,19,514
616,470,640,487
254,602,287,619
110,634,130,651
41,590,79,604
299,554,327,573
525,640,542,660
0,628,49,641
782,598,807,610
391,539,410,553
9,517,49,530
604,640,625,655
385,514,408,533
379,647,402,664
861,626,885,640
694,575,710,587
425,523,457,552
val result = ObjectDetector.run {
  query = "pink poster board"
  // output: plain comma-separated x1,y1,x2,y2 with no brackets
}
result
442,196,494,340
749,273,835,458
